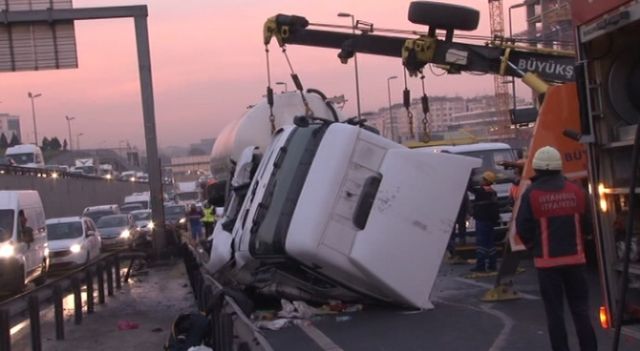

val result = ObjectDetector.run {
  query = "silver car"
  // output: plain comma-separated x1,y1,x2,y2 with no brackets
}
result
95,214,138,250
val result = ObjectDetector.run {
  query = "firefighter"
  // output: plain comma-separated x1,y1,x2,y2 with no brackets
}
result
516,146,597,351
202,201,215,239
469,171,500,272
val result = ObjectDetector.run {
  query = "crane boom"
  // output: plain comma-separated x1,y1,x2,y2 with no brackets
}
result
263,14,575,83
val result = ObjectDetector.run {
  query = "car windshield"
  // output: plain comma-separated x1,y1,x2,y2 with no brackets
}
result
459,149,517,184
125,201,148,210
47,221,83,240
251,125,327,256
85,210,115,224
9,153,34,165
165,206,184,217
132,211,151,221
96,215,127,228
121,204,143,213
0,209,15,242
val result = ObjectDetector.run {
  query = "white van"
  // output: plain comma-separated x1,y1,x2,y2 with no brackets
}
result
124,192,151,210
0,190,49,292
5,144,45,169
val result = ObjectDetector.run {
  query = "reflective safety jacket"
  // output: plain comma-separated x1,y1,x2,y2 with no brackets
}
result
516,174,591,268
202,206,215,223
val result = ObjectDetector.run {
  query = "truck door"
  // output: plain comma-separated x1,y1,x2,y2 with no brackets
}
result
347,149,481,308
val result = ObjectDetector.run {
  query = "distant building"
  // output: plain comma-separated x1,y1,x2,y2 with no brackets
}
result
363,95,532,145
0,113,21,142
189,138,216,155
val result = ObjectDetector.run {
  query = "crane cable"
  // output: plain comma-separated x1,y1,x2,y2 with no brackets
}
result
280,46,313,117
264,45,276,134
419,73,431,143
402,68,415,141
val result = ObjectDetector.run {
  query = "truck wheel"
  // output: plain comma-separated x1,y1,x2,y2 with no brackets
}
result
408,1,479,31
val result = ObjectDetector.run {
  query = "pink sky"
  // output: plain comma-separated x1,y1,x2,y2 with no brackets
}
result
0,0,531,150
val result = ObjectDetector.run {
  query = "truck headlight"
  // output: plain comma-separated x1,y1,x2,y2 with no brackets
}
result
148,221,154,230
120,230,130,238
0,244,15,258
70,244,81,253
179,218,186,224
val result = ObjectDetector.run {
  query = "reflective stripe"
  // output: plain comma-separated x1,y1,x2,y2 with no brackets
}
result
534,254,586,268
540,217,549,259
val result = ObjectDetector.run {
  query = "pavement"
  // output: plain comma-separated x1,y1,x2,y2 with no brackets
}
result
10,258,196,351
263,259,640,351
7,253,640,351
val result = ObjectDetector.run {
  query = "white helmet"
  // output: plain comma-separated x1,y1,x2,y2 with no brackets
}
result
532,146,562,171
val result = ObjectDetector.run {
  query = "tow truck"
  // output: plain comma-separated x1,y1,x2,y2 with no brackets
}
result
573,0,640,344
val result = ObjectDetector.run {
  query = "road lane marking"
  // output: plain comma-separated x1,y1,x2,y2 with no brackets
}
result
453,277,540,300
298,322,345,351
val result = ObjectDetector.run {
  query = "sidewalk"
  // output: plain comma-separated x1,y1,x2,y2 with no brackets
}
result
11,259,197,351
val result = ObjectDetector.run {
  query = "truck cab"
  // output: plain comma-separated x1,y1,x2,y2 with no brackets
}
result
208,120,480,309
0,190,49,292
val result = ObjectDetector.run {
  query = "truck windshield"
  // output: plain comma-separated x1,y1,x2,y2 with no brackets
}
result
47,221,84,240
0,209,14,242
125,201,149,210
250,125,327,256
459,149,517,184
8,153,34,165
97,215,127,228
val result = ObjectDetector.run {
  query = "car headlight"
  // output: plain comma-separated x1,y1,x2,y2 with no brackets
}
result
179,218,186,224
44,248,49,256
120,230,130,238
0,244,15,258
70,244,81,253
148,221,154,230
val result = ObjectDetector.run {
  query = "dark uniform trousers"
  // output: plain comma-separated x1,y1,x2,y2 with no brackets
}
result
537,265,597,351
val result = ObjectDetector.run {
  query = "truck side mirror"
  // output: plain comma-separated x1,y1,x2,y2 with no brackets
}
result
22,227,34,243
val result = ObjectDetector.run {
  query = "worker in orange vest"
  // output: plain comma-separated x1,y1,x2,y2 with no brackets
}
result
516,146,596,351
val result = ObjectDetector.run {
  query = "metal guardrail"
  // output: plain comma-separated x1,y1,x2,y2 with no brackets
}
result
0,164,152,183
182,243,273,351
0,250,147,351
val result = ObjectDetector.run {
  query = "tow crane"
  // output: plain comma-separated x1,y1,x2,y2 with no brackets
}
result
262,1,589,297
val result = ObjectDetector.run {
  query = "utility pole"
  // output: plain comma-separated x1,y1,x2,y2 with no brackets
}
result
28,92,42,146
65,115,75,150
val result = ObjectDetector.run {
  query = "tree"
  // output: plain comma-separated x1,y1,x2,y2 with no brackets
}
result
0,134,8,149
41,137,50,151
63,139,68,151
49,137,62,151
9,133,20,147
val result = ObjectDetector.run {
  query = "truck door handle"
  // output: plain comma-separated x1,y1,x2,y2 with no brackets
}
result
352,173,382,230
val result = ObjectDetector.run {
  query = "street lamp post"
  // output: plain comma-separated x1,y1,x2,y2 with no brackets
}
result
338,12,362,120
27,92,42,146
76,133,84,150
65,115,75,150
387,75,398,142
275,81,288,92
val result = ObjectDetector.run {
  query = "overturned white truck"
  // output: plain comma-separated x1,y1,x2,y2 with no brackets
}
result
206,90,479,309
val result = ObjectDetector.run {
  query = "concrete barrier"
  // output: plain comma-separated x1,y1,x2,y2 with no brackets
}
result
0,174,149,218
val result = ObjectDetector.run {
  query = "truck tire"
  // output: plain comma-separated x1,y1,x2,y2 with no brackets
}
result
408,1,479,31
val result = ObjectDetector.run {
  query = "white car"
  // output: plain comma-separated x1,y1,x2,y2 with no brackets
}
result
46,216,102,269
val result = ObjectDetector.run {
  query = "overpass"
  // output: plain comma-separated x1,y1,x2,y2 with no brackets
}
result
0,166,148,218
